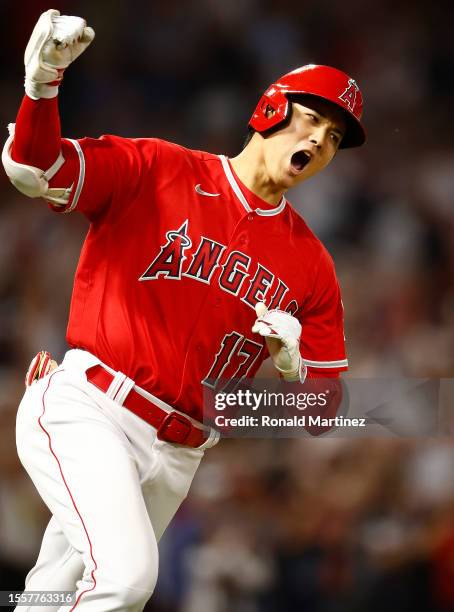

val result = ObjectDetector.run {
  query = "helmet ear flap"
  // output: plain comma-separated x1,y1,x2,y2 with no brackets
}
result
242,97,293,148
260,99,294,138
249,90,290,133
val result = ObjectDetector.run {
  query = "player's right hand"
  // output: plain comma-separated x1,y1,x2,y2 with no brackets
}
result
252,302,306,383
24,9,95,100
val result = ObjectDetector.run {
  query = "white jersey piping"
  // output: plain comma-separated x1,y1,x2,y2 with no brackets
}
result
64,139,85,213
219,155,286,217
302,358,349,369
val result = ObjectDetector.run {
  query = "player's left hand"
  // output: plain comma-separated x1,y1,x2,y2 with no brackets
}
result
252,303,306,382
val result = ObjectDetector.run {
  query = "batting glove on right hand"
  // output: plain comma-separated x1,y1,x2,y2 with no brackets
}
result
252,303,307,383
25,351,58,387
24,9,95,99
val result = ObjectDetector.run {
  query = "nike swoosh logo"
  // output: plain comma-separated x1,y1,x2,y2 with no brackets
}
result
195,184,220,197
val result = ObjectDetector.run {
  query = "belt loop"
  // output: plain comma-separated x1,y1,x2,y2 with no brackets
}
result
106,371,127,401
197,428,221,450
114,376,135,406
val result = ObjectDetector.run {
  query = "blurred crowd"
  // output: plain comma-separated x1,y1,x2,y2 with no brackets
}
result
0,0,453,610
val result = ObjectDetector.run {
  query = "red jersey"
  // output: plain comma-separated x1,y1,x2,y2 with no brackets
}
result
52,136,347,421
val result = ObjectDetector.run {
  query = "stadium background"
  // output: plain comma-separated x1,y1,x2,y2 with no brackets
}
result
0,0,453,610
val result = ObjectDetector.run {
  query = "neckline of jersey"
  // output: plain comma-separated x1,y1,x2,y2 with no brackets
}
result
219,155,287,217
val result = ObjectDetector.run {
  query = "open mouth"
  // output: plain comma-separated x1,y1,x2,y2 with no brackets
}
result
290,151,311,174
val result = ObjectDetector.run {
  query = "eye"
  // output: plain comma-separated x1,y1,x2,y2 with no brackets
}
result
330,132,341,145
306,113,318,123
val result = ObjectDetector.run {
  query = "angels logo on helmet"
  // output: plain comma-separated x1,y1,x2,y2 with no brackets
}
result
338,78,360,112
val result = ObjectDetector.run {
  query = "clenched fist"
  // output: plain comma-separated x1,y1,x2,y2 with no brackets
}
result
252,302,306,382
25,9,95,99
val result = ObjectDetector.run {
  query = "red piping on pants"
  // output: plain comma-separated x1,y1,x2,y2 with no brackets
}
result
38,370,98,610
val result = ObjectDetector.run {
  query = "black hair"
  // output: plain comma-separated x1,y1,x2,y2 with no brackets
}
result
242,128,255,149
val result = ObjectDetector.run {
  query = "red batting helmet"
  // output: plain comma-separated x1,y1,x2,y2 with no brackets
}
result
249,64,366,148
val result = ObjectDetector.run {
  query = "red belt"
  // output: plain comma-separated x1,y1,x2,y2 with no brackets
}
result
86,364,208,448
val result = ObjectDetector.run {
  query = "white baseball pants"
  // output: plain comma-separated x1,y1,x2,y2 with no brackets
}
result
15,349,211,611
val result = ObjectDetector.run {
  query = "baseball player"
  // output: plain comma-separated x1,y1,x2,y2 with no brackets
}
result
2,9,365,611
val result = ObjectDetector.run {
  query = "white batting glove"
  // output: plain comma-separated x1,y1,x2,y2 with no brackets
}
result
24,9,95,99
25,351,58,387
252,303,306,383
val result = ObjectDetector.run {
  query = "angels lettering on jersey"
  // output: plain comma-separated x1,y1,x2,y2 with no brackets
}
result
139,219,298,315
